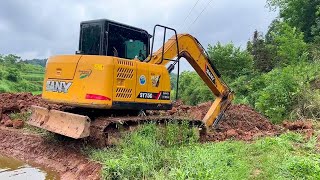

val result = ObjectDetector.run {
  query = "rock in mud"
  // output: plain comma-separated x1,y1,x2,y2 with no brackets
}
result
4,119,13,127
168,107,178,115
226,129,238,137
13,120,24,129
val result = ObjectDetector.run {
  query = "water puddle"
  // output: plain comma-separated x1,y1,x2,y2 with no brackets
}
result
0,155,59,180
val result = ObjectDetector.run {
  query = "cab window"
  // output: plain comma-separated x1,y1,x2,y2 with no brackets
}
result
107,24,149,61
80,23,102,55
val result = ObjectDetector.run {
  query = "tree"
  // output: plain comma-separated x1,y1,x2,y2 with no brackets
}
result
267,21,308,66
248,30,274,72
6,68,21,82
170,73,177,90
207,42,253,79
267,0,320,42
3,54,21,64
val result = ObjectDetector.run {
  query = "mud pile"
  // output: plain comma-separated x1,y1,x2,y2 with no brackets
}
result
205,104,279,141
167,101,279,141
0,93,64,126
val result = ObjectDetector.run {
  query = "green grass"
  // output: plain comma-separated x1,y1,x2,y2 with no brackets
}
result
21,73,44,82
32,91,42,95
87,123,320,180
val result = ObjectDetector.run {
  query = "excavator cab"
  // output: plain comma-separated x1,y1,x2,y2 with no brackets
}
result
77,19,151,61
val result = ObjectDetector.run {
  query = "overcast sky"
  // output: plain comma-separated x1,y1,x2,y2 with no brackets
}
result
0,0,277,71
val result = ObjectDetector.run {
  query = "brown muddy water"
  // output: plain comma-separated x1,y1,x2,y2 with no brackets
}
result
0,155,59,180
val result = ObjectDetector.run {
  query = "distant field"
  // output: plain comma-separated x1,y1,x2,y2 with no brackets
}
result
0,57,45,93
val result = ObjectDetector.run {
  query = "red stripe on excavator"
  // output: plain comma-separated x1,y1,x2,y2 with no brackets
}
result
156,92,162,100
85,94,111,101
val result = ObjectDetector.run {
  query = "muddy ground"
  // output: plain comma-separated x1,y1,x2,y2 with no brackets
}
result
0,127,101,180
0,93,314,179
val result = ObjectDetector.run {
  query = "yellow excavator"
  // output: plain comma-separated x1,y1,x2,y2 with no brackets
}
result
28,19,233,144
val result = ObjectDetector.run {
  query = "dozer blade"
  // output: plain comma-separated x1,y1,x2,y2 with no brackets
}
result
28,105,91,139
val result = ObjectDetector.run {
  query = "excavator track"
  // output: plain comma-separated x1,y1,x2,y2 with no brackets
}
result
28,105,205,147
89,115,204,147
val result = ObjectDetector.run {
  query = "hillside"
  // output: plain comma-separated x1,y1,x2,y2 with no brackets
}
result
0,54,44,94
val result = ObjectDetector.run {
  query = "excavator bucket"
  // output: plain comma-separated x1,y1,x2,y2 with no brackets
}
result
27,105,91,139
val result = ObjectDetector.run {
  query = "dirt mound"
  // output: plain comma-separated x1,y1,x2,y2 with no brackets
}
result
283,120,313,130
0,93,63,125
205,104,279,141
167,101,279,141
0,92,62,112
283,120,314,140
0,127,101,180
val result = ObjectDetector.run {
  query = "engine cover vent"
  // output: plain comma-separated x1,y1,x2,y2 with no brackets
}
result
115,88,133,99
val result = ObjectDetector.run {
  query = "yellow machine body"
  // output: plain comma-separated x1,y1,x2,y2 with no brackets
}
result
42,55,172,110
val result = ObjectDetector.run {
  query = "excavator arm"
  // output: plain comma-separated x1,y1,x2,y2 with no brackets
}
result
147,34,234,128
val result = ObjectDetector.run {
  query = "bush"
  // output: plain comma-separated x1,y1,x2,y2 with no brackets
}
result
178,71,213,105
0,68,5,79
14,80,42,92
0,83,11,93
230,62,320,122
6,68,21,82
292,89,320,120
208,42,253,79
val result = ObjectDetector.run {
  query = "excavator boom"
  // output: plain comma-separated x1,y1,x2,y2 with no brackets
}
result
147,33,234,127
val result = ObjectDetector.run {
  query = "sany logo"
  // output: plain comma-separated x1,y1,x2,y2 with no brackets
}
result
46,80,72,93
206,65,216,84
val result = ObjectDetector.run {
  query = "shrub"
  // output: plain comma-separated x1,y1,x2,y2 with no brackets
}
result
14,80,42,92
208,42,253,79
257,62,319,122
6,68,21,82
178,71,213,105
292,89,320,120
254,69,302,122
0,83,11,93
0,68,5,79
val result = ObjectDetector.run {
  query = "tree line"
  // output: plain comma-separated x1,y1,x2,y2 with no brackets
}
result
175,0,320,122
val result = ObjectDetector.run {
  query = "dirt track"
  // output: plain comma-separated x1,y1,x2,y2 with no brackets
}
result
0,127,101,180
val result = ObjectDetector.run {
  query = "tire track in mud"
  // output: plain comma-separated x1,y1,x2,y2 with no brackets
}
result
0,128,101,180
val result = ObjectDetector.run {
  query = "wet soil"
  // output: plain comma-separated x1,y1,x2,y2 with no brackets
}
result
0,154,59,179
0,93,65,126
0,127,101,180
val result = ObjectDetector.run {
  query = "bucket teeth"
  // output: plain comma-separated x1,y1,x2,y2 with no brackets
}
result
28,105,91,139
